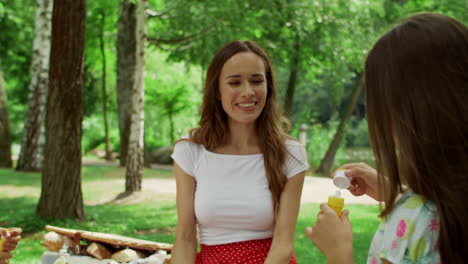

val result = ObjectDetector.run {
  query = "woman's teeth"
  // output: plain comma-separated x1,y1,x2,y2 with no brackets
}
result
238,103,256,108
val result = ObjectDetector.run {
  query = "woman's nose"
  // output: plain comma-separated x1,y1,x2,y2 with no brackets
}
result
240,82,255,97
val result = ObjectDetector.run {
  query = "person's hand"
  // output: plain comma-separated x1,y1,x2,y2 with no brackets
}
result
0,227,22,263
334,162,381,201
305,203,353,263
0,251,13,264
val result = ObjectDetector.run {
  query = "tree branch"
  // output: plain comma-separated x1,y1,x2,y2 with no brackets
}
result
145,7,175,19
147,25,214,46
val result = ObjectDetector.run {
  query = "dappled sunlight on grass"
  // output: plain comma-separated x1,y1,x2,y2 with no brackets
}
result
1,166,381,263
0,196,177,264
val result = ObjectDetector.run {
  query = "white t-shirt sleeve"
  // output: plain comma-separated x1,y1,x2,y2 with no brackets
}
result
171,140,198,177
284,140,310,179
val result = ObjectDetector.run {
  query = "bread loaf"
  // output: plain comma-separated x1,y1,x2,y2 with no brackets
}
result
42,232,63,251
86,242,112,259
111,248,145,262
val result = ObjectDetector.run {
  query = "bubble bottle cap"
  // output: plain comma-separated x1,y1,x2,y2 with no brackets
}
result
332,169,351,189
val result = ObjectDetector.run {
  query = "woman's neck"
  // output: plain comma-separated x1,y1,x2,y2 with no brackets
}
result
215,120,261,155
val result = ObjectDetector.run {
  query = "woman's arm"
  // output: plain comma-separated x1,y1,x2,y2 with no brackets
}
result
264,171,306,264
171,162,198,264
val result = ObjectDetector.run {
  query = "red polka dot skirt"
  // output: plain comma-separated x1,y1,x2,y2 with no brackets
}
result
195,238,298,264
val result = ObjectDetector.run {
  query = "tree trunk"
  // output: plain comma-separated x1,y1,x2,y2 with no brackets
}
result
116,0,137,166
283,33,300,118
168,111,175,144
99,9,112,161
315,74,364,176
36,0,86,220
125,0,146,193
16,0,53,172
0,70,12,168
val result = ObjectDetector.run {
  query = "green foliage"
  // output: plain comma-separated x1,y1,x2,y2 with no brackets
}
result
0,0,35,142
82,114,120,153
1,0,467,156
300,120,346,170
345,117,370,148
144,50,202,149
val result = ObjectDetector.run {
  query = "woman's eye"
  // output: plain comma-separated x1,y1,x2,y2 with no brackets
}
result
251,80,264,85
228,82,240,86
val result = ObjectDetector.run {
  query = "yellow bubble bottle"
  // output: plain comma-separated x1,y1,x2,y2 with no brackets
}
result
0,236,5,252
328,169,350,217
328,190,345,217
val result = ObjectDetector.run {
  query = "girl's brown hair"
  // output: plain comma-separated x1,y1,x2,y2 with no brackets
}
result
365,13,468,263
188,40,291,219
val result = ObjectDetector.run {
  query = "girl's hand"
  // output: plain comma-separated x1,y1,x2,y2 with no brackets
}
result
305,204,353,263
335,163,381,201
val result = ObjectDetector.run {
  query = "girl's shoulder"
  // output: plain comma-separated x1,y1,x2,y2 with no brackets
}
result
368,190,440,264
394,189,436,213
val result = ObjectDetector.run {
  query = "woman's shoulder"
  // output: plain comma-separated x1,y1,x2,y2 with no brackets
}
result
174,136,203,150
284,138,307,155
284,138,304,148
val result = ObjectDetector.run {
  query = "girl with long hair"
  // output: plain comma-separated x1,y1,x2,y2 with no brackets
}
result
306,13,468,264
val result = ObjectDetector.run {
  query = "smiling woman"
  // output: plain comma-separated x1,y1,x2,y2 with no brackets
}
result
170,40,310,264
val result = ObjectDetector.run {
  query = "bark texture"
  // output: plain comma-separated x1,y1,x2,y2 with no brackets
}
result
36,0,86,220
116,0,137,166
125,0,147,193
17,0,53,171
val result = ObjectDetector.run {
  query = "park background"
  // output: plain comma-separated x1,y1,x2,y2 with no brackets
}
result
0,0,466,263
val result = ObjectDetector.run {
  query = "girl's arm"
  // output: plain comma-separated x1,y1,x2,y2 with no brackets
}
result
171,162,198,264
305,204,354,264
264,171,306,264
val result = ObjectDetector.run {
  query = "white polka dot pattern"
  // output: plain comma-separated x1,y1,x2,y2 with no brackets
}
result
195,238,298,264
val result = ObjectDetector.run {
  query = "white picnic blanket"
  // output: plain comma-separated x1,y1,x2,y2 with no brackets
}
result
40,250,167,264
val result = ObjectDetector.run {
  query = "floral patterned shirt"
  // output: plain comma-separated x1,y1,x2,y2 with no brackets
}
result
367,189,441,264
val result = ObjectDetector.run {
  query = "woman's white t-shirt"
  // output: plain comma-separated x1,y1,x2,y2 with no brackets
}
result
171,139,309,245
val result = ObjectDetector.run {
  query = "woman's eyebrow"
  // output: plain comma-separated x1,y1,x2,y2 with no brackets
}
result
251,73,265,77
225,73,264,79
226,74,241,79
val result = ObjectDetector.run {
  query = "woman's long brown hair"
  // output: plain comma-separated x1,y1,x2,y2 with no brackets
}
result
187,40,291,220
365,13,468,263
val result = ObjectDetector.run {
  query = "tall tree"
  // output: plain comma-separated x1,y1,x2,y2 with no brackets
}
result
36,0,86,220
0,69,12,168
283,31,301,117
116,0,136,167
16,0,53,171
98,9,112,161
316,75,363,175
125,0,147,193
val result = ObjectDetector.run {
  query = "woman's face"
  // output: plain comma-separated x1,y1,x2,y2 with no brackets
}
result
218,52,268,125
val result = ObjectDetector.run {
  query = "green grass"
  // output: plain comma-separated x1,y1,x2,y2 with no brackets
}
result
0,165,380,263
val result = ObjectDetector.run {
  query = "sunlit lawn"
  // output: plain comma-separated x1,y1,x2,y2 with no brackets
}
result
0,164,379,264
